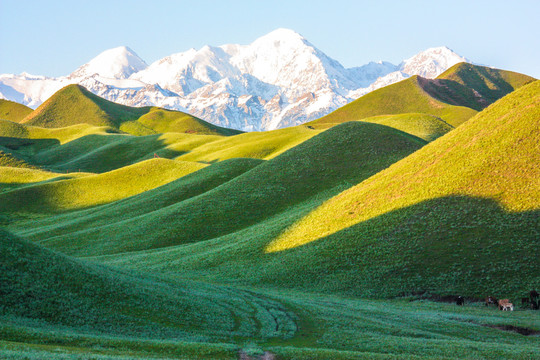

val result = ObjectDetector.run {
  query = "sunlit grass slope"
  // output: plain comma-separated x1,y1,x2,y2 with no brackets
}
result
0,229,296,348
261,80,540,298
310,75,478,128
135,108,241,136
20,84,239,136
311,63,535,129
176,125,322,163
102,81,540,302
0,119,222,173
0,158,207,214
437,62,536,106
0,99,32,122
0,118,30,138
21,84,146,128
0,167,87,194
30,131,220,173
17,158,263,250
20,122,425,256
359,113,454,141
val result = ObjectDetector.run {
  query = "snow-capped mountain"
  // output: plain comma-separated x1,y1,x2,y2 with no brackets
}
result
0,29,468,131
400,46,466,79
70,46,148,79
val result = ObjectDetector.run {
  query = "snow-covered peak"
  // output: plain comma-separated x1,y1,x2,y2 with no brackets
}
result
1,30,477,132
400,46,467,78
252,28,306,45
70,46,148,79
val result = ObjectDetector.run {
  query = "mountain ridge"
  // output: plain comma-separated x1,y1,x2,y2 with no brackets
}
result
0,29,471,131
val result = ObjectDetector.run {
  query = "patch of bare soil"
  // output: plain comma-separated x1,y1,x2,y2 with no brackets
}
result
482,324,540,336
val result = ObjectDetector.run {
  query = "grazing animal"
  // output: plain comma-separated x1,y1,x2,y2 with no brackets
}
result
502,303,514,311
456,296,464,306
485,296,498,307
498,299,511,311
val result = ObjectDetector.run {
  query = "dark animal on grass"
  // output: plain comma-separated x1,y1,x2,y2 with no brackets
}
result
456,296,464,306
485,296,498,307
530,290,539,302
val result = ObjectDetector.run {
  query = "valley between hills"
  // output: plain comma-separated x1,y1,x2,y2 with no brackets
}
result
0,62,539,359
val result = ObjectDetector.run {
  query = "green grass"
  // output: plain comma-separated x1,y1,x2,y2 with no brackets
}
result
0,148,36,169
176,125,322,163
310,75,478,128
0,158,207,214
437,62,536,106
0,275,538,359
0,119,30,138
1,68,539,360
0,229,296,346
310,63,535,129
359,113,454,141
28,132,217,173
0,166,87,195
21,84,240,136
10,158,263,253
256,80,540,298
0,99,32,122
13,121,424,256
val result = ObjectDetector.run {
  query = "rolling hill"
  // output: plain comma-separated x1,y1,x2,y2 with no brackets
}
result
0,229,296,348
98,81,540,302
0,158,207,214
14,121,425,256
0,99,32,122
261,80,540,297
310,63,535,129
0,69,538,359
20,84,241,136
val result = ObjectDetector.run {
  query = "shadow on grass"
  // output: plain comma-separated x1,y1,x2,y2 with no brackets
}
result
31,133,188,173
255,195,539,299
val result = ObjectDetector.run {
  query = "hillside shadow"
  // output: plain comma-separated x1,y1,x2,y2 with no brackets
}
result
30,133,188,173
260,195,539,298
0,136,60,154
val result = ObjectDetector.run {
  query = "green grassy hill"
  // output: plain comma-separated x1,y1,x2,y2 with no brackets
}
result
20,84,240,136
15,121,425,256
0,147,36,169
12,158,263,249
28,131,219,173
310,63,535,129
0,158,207,214
0,118,30,137
260,80,540,298
310,74,477,128
436,62,536,105
1,71,539,359
0,229,296,348
98,81,540,303
0,99,32,122
176,125,322,163
359,113,454,141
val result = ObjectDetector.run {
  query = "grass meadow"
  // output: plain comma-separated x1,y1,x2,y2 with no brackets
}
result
0,67,538,359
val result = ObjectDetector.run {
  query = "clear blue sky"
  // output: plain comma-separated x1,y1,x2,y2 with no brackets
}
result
1,0,539,78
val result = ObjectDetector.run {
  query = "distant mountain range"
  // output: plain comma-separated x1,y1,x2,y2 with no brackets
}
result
0,28,468,131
